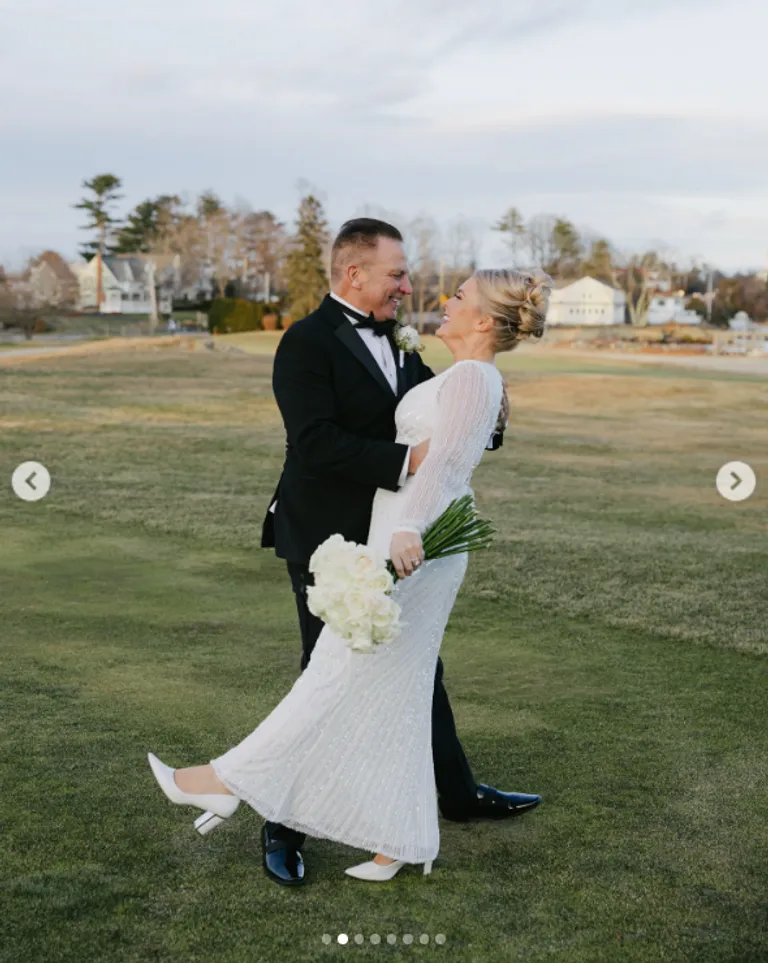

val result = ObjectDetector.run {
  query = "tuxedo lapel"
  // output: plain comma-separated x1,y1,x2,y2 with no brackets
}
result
319,294,398,399
334,319,396,398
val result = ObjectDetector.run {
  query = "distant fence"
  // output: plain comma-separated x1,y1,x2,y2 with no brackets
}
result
712,330,768,355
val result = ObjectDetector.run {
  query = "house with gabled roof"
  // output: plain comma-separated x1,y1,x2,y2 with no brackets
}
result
27,251,79,308
75,255,172,314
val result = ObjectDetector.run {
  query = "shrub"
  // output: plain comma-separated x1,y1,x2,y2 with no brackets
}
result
207,299,281,333
227,299,262,333
207,298,235,333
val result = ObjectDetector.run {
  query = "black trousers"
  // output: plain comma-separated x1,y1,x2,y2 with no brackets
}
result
265,562,478,849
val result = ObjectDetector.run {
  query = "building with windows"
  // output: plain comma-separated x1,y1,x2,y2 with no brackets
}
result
74,255,172,314
27,251,79,308
546,276,626,326
646,292,701,325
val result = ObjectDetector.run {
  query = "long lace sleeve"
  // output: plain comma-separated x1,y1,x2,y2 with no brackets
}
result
394,361,502,535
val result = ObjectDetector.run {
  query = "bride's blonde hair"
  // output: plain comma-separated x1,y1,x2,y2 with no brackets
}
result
473,268,552,432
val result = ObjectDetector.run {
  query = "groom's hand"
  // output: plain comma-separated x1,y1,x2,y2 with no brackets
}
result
408,439,430,475
390,531,425,579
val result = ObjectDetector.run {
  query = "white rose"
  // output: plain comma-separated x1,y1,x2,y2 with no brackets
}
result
309,533,350,575
369,594,400,644
395,324,423,353
345,588,371,623
366,567,395,594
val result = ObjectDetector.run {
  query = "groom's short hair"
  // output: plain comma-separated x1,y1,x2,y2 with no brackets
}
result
331,218,403,282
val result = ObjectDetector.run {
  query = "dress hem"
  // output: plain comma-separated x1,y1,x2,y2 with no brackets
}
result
210,762,439,864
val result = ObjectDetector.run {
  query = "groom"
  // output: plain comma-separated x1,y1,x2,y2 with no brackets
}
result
260,217,541,885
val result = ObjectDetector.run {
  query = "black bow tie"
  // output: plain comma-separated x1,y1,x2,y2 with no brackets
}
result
339,301,397,338
355,316,397,338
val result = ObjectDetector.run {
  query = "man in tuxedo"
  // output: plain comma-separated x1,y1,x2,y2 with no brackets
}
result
260,218,541,885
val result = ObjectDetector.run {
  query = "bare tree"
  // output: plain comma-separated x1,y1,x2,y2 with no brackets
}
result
526,214,558,270
238,209,287,299
613,251,663,326
0,271,57,340
493,207,527,267
403,215,440,327
443,216,482,295
165,213,209,296
193,194,247,299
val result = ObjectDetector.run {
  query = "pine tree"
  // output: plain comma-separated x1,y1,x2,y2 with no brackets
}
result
113,195,181,254
549,218,583,278
285,194,329,318
74,174,123,262
582,239,615,285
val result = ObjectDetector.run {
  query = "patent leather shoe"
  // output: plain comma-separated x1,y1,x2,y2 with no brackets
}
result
440,785,542,822
472,784,542,819
261,824,305,886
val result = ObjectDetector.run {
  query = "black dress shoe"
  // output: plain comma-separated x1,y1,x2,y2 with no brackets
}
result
471,785,542,820
261,825,305,886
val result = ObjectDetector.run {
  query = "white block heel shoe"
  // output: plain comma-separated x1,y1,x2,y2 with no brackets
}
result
147,753,240,829
344,857,434,881
193,811,228,835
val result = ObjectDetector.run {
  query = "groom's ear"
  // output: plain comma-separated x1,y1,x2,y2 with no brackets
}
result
348,263,363,290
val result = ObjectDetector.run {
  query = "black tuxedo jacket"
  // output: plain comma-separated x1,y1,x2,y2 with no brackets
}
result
261,294,435,565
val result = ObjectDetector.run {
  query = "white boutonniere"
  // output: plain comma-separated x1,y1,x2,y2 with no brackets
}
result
393,323,424,354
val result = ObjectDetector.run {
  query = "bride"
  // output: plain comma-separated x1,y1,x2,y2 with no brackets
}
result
148,267,551,882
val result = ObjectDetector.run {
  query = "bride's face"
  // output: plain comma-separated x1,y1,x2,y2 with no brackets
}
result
437,275,488,342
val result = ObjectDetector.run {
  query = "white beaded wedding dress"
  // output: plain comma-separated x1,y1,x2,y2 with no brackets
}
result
211,359,503,863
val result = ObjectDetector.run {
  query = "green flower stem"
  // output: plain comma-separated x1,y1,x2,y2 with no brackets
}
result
424,506,470,552
387,497,494,583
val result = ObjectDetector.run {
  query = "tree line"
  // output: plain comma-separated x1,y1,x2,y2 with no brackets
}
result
3,173,766,331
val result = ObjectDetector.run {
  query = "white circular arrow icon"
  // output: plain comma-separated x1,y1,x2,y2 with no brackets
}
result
716,461,756,502
11,461,51,502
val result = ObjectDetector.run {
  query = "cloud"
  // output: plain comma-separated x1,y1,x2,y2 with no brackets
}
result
1,0,767,271
438,113,768,196
0,0,727,131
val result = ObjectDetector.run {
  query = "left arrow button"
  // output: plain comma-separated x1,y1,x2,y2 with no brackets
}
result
12,462,51,502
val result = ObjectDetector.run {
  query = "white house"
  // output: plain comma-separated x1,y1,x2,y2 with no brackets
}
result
728,310,753,332
646,291,701,325
27,251,79,308
76,255,172,314
546,276,626,326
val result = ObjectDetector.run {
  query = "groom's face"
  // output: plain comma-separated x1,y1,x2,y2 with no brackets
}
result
358,238,413,320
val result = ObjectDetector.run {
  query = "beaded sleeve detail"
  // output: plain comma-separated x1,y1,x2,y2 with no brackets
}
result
393,361,502,535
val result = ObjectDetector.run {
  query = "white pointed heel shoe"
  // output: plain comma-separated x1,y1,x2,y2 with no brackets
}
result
147,753,240,832
344,857,433,881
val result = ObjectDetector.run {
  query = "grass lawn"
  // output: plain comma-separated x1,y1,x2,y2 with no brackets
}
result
1,340,766,963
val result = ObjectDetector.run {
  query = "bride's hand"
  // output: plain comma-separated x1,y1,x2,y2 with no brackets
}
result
390,531,424,579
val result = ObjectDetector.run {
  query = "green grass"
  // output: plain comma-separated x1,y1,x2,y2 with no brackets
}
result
1,345,767,963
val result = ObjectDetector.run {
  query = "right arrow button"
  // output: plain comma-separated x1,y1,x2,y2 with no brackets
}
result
717,462,756,502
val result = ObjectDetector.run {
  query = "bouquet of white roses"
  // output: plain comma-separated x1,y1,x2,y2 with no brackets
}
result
307,496,493,654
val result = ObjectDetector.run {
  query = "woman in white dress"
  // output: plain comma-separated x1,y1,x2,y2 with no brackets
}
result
148,268,551,882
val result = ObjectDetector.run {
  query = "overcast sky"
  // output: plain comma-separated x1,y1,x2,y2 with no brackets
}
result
2,0,766,272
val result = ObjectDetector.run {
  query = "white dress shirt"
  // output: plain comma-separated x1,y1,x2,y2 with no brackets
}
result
330,292,410,488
